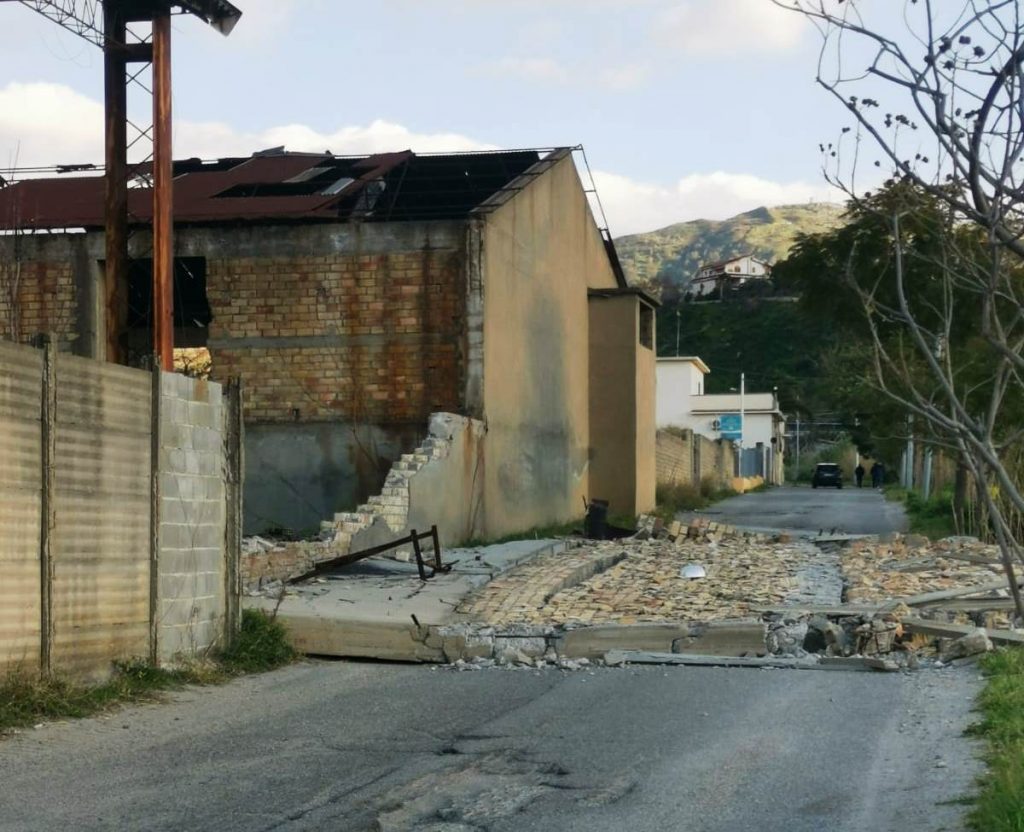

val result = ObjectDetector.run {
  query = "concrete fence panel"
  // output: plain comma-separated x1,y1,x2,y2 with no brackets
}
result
0,338,239,680
51,354,152,679
0,341,43,676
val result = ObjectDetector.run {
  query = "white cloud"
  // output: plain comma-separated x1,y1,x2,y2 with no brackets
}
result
0,81,838,237
478,57,573,85
0,82,103,169
655,0,807,56
599,63,651,91
0,82,494,171
593,169,839,235
477,56,650,91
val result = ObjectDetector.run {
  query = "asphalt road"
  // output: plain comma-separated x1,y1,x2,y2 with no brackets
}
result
0,659,981,832
689,485,910,536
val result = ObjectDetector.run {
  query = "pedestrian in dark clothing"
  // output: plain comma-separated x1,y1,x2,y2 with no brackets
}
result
855,463,865,488
870,462,883,488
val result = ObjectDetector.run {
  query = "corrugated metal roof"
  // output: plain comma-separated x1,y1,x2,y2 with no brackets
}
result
0,148,549,230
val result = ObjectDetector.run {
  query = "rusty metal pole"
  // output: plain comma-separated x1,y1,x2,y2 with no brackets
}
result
152,12,174,371
103,2,128,363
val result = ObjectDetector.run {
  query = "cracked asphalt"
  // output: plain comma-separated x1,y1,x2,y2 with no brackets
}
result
0,659,981,832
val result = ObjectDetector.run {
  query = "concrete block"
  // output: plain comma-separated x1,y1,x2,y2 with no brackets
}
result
556,623,691,659
160,570,223,602
270,611,445,662
186,401,213,429
672,620,767,657
159,544,223,575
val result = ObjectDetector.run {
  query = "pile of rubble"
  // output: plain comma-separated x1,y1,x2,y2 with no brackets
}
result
461,526,826,629
841,533,1005,605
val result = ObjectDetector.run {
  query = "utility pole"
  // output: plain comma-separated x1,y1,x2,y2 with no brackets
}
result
675,308,681,356
2,0,242,370
796,414,801,474
152,9,173,371
739,372,745,476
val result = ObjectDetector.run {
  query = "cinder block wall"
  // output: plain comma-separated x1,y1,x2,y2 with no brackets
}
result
157,372,227,662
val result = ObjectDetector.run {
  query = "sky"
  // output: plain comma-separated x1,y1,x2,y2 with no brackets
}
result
0,0,879,236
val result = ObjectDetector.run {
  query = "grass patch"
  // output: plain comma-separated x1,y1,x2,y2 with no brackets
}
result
219,608,296,674
885,486,958,539
1,609,294,736
655,478,738,522
967,648,1024,831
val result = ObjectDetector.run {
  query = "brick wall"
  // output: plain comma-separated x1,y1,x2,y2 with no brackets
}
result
656,429,694,486
207,250,464,424
0,260,76,347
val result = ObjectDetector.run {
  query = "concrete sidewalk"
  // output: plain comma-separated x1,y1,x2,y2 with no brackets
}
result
244,539,568,662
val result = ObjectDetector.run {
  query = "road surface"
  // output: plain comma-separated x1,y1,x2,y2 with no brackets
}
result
688,484,909,536
0,659,981,832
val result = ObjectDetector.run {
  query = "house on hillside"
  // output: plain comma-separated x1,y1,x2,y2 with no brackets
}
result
0,147,657,538
689,254,772,298
657,356,785,484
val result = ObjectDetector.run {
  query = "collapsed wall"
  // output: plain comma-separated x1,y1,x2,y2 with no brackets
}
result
242,413,485,590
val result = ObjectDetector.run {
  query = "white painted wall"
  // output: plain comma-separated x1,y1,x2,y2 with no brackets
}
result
656,358,706,427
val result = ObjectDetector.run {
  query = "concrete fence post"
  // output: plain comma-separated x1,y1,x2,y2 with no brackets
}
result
149,364,162,665
223,378,244,641
39,335,56,676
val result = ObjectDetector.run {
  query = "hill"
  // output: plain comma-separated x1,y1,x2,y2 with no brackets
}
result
616,202,846,294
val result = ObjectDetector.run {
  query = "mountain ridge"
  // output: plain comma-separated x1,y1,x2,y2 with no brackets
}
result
615,202,846,294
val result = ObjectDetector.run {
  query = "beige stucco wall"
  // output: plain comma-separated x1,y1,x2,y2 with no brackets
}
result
634,312,657,513
587,294,657,516
476,154,619,536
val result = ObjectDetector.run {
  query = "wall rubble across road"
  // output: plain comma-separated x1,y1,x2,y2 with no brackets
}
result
0,339,240,681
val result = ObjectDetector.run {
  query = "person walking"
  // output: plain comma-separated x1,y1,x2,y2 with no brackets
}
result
855,463,865,488
870,461,883,488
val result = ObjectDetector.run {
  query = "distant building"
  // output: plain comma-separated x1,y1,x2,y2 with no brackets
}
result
689,254,772,298
656,356,786,484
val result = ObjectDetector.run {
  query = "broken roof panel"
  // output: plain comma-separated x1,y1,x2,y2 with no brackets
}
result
0,148,549,230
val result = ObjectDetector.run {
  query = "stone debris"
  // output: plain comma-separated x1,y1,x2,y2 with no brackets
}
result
461,533,827,628
939,629,993,663
841,534,1004,605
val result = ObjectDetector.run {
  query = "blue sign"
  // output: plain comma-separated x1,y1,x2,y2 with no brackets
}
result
718,413,743,441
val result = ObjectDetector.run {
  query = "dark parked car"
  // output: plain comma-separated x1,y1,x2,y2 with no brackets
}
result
812,462,843,489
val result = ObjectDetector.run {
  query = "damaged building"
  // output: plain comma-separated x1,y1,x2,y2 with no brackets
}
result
0,147,657,541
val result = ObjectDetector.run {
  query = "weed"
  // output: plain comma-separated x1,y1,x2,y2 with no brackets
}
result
967,648,1024,831
886,485,958,539
0,660,220,735
0,611,294,736
219,609,295,674
655,477,737,522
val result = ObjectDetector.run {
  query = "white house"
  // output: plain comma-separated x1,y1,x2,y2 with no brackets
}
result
656,356,786,484
690,254,772,298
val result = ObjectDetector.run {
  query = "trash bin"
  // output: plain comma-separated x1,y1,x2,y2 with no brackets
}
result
585,499,609,540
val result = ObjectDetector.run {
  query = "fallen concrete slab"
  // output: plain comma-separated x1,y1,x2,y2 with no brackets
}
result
245,539,568,662
902,617,1024,646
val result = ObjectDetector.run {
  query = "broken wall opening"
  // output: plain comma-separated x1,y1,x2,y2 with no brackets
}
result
120,256,211,369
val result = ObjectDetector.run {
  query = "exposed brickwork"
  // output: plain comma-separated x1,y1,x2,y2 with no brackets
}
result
206,250,464,424
656,429,693,486
0,260,76,345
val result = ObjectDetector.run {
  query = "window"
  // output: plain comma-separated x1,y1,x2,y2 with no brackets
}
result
639,305,654,350
123,257,212,372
